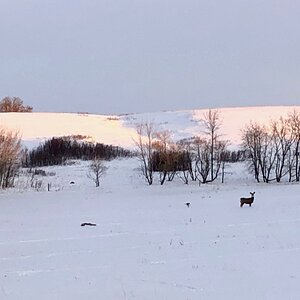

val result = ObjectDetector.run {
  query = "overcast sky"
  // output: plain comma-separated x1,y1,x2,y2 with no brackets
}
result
0,0,300,114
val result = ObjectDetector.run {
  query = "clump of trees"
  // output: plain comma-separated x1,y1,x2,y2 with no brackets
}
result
134,124,192,185
0,97,33,112
242,110,300,183
23,136,132,167
0,128,22,188
151,130,192,185
135,110,231,185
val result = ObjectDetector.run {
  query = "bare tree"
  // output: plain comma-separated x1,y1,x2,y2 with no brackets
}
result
271,117,294,182
87,159,107,187
152,130,173,185
194,109,228,184
175,141,194,184
194,137,210,184
0,97,33,112
242,122,267,182
176,139,197,181
243,122,279,183
286,145,296,182
202,109,222,182
134,122,155,185
260,129,277,183
288,110,300,181
0,128,22,188
217,140,229,183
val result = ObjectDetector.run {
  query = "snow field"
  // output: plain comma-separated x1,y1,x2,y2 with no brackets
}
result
1,106,299,150
0,158,300,299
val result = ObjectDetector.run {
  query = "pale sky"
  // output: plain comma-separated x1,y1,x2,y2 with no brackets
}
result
1,0,300,114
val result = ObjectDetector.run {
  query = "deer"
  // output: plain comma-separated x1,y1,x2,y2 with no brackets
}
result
240,192,255,207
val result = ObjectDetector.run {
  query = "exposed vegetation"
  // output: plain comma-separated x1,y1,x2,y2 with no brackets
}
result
0,128,22,188
0,97,33,112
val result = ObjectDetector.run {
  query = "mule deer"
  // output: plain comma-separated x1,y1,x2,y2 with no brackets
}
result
240,192,255,207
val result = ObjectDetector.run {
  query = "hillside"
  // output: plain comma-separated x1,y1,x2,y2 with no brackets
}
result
1,106,300,299
0,106,299,148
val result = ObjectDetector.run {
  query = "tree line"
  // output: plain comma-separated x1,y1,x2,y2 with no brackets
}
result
22,136,132,167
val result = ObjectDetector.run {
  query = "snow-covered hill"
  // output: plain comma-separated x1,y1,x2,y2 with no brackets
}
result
0,106,299,148
1,106,300,299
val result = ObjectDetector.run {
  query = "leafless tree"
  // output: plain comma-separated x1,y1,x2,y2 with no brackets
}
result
193,136,210,183
193,109,228,184
271,117,294,182
286,145,295,182
247,122,277,183
152,130,171,185
175,141,193,184
87,159,107,187
242,122,266,183
288,110,300,181
258,124,279,183
176,138,197,181
202,109,222,182
218,140,229,183
0,128,22,188
134,122,155,185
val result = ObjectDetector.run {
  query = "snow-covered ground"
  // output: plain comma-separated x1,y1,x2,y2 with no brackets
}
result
1,158,300,300
0,105,299,149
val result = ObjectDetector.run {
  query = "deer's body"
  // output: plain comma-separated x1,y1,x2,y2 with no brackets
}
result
240,192,255,207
